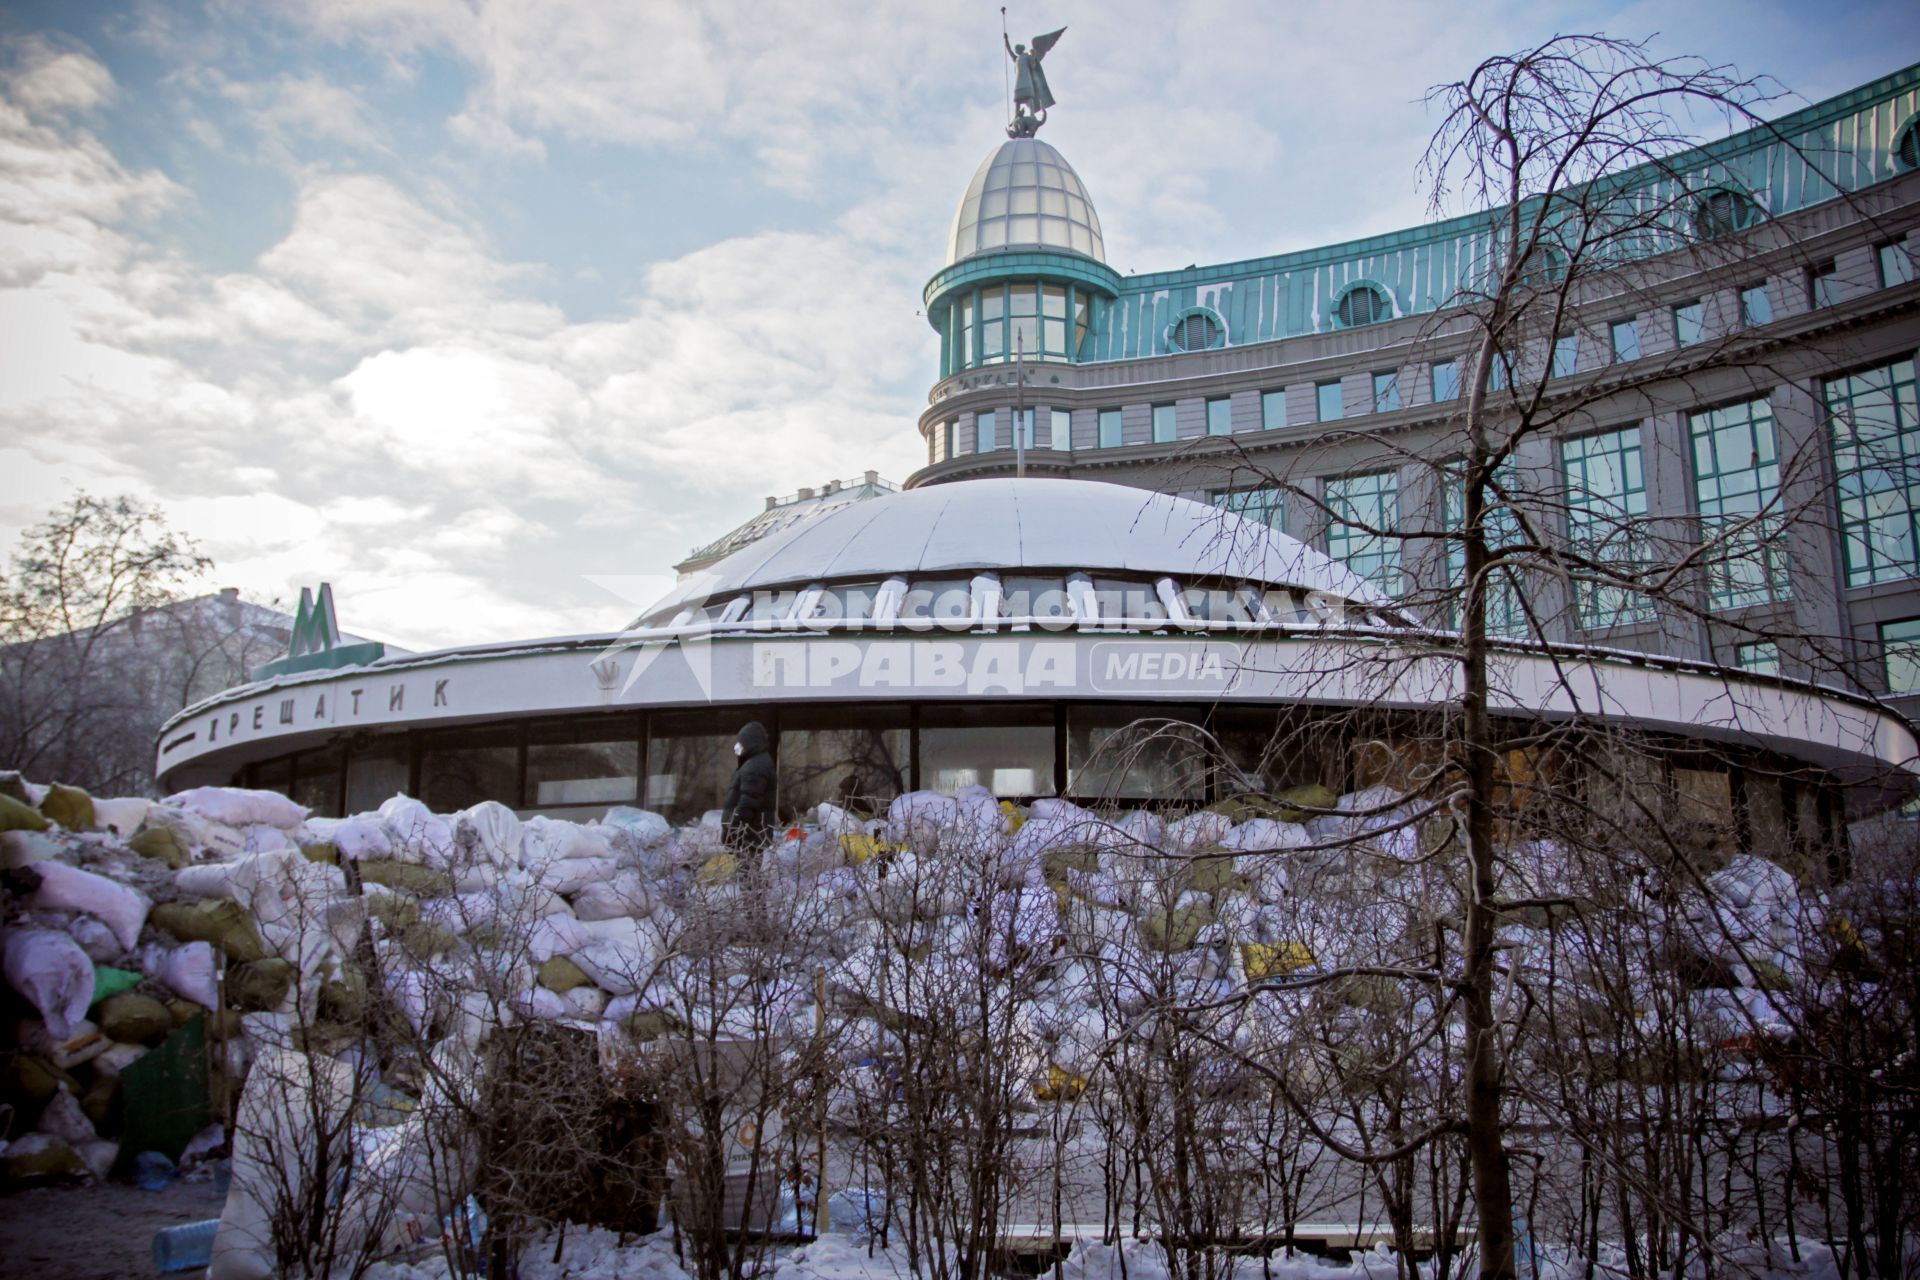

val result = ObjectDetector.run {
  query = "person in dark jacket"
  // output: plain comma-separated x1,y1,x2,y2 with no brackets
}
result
721,720,776,848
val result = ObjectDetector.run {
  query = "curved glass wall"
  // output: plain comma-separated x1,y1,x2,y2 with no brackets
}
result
938,280,1098,375
228,701,1829,881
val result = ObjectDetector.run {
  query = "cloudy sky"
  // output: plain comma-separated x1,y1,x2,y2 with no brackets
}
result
1,1,1913,651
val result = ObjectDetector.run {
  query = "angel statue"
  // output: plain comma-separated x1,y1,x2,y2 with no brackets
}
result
1004,26,1065,137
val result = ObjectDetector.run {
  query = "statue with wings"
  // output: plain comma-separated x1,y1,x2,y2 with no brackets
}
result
1004,26,1065,137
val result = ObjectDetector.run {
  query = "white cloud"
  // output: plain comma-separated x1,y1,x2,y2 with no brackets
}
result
4,38,115,114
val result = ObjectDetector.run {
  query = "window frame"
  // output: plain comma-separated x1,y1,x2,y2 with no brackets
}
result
1609,317,1643,363
1371,370,1401,414
1206,397,1234,436
1151,403,1177,443
1316,380,1344,422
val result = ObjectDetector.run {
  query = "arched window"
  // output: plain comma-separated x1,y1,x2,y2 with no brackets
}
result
1167,308,1224,352
1334,283,1392,329
1518,245,1567,285
1896,117,1920,172
1694,189,1763,240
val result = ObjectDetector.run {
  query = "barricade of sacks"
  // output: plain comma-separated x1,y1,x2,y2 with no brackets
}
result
1,764,1831,1230
0,771,1403,1189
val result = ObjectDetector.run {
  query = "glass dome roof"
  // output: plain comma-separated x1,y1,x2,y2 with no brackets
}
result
642,478,1384,622
946,139,1106,266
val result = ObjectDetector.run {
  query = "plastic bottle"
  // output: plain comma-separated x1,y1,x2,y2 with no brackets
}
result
132,1149,175,1190
151,1219,219,1273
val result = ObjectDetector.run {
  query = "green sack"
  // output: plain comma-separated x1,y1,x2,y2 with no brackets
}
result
538,956,591,994
127,825,192,869
357,860,454,896
0,792,49,833
96,993,174,1046
38,784,95,831
228,958,294,1012
90,965,142,1007
149,899,267,963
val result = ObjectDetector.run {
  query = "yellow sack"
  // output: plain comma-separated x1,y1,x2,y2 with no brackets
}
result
1000,800,1026,835
1034,1064,1086,1102
1242,940,1315,982
697,852,738,885
840,833,897,864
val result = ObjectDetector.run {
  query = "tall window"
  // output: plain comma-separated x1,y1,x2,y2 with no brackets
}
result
1207,398,1233,435
1809,260,1840,308
1013,408,1037,449
1881,242,1916,288
1051,408,1072,450
1098,408,1123,448
1736,642,1780,676
1325,471,1400,595
1042,284,1069,357
1443,462,1527,636
1562,427,1653,628
1610,318,1642,362
1213,486,1284,530
1431,360,1460,402
1262,389,1287,429
1372,371,1401,413
1317,381,1344,422
1672,299,1705,347
977,410,996,452
1009,284,1038,357
981,290,1005,361
1740,283,1773,326
1691,397,1789,609
1882,618,1920,694
951,281,1081,373
1551,335,1579,377
944,419,959,459
1828,356,1920,586
1152,404,1177,443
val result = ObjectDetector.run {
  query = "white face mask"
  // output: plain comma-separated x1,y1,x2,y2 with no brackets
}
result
733,742,744,757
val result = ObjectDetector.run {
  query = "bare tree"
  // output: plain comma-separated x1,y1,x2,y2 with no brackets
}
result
0,493,210,792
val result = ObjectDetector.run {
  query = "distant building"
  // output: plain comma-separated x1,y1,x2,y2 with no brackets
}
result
676,473,899,578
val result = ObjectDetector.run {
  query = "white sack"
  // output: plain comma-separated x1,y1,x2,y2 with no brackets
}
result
1165,810,1232,852
379,795,454,868
91,797,151,836
602,806,672,849
521,816,612,873
36,1086,97,1146
175,859,243,900
526,911,591,963
66,916,123,964
324,817,392,863
159,941,220,1009
454,800,522,870
572,870,653,922
16,1018,110,1070
29,862,150,952
1222,819,1309,853
885,790,960,847
513,987,569,1020
165,786,308,831
420,893,498,936
539,856,617,897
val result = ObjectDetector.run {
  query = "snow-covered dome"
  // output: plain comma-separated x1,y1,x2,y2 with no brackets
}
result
645,478,1382,621
946,139,1106,266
